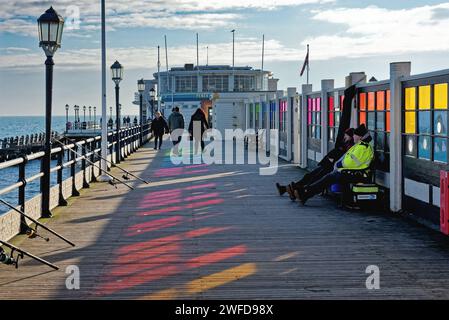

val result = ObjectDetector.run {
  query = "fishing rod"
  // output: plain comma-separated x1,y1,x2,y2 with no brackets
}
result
0,198,74,247
0,240,59,270
48,135,134,191
63,135,149,184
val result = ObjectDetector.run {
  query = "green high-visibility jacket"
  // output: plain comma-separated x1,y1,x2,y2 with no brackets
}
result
338,141,374,171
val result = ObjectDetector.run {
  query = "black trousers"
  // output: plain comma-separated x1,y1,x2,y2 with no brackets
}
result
305,170,370,199
172,136,182,146
154,134,163,149
292,164,333,189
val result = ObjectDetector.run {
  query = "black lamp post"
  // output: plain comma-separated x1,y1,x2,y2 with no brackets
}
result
89,105,92,122
94,106,97,127
83,105,86,122
149,87,156,120
111,60,124,163
137,78,146,145
65,104,69,128
38,6,64,218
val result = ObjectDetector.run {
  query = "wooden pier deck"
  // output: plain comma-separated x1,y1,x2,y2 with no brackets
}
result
2,141,449,299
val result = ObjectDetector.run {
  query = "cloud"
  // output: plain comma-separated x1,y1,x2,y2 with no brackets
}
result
0,0,331,36
0,38,303,71
307,3,449,60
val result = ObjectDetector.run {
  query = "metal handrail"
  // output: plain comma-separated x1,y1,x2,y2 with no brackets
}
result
0,124,152,222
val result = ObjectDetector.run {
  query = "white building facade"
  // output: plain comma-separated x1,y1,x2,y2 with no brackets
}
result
136,64,278,134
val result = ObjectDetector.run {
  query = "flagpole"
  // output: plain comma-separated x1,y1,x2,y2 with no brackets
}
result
307,44,310,85
98,0,111,182
157,45,161,112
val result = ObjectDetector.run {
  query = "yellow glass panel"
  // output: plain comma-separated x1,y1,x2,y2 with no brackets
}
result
405,112,416,134
405,87,416,110
419,85,431,110
435,83,448,110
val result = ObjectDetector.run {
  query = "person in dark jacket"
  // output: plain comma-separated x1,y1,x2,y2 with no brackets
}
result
276,128,355,200
189,108,209,154
151,111,169,150
296,124,374,205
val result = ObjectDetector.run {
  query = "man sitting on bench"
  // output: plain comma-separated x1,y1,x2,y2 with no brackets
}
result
276,128,355,200
295,124,374,206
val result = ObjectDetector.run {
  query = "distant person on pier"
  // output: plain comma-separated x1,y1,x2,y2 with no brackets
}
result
151,111,169,150
188,108,209,154
168,107,185,156
276,128,355,200
296,124,374,205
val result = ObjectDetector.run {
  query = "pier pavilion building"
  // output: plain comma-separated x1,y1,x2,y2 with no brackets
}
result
135,64,278,133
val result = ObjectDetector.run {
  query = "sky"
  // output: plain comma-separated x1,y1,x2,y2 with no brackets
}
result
1,0,449,116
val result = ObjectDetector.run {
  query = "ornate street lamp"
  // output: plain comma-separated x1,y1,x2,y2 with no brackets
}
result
83,105,86,122
150,87,156,119
38,6,64,217
89,106,92,122
93,106,97,127
137,78,146,145
111,60,124,163
65,104,69,127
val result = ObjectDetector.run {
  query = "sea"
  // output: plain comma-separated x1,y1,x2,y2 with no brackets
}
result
0,116,74,215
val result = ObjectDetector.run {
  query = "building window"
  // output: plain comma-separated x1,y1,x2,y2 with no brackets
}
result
279,100,288,133
328,93,344,143
203,75,229,92
358,89,391,169
234,75,256,92
175,76,198,93
308,97,321,140
403,83,448,163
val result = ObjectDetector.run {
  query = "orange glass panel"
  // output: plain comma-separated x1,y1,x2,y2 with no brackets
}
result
359,93,367,110
376,91,385,110
386,90,391,110
359,112,366,126
368,92,375,111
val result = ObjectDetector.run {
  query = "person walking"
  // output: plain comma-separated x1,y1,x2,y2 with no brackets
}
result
151,111,169,150
168,107,185,155
188,108,209,154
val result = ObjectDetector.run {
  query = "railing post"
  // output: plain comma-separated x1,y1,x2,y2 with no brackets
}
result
18,156,27,233
390,62,411,213
81,141,89,188
71,144,80,197
321,80,334,159
90,140,98,182
57,147,68,206
300,84,312,168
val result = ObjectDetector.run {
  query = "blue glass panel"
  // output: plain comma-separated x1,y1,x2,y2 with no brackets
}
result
316,126,321,139
335,112,340,127
434,111,447,136
434,138,447,163
418,111,431,134
367,112,375,130
376,112,385,131
376,132,385,151
418,136,431,160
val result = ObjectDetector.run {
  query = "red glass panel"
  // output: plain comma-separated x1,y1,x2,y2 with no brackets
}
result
359,112,366,125
376,91,385,110
368,92,375,111
359,93,367,111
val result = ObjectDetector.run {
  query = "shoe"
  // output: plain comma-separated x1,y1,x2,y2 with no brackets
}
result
295,187,309,206
275,183,287,196
286,184,297,201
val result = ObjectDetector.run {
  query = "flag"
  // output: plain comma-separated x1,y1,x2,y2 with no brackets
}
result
300,46,309,77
